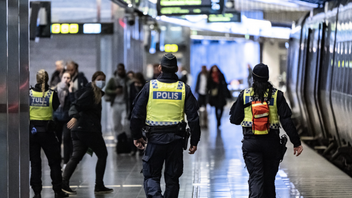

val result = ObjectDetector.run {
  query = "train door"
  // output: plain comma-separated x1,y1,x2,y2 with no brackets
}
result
296,24,314,137
303,21,326,139
317,15,340,145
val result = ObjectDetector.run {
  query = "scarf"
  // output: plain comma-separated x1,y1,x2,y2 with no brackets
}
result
211,71,219,84
57,81,69,107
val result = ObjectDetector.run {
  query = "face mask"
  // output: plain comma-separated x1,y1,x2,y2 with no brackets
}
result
95,80,105,89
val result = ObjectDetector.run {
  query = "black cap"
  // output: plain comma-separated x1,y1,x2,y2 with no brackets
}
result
161,53,178,69
253,63,269,82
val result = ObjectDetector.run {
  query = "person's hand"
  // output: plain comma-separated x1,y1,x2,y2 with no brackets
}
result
188,145,197,154
293,145,303,156
134,138,146,150
67,118,77,129
68,82,74,93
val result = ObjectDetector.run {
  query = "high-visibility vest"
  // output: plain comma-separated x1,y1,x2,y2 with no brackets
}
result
29,89,54,121
146,80,185,126
241,87,280,132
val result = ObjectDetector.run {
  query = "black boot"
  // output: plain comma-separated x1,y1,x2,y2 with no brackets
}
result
62,180,76,195
55,190,69,198
94,184,113,194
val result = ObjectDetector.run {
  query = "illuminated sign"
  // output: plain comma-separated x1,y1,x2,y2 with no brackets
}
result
208,12,241,23
83,24,101,34
51,23,113,35
157,0,224,16
164,44,178,52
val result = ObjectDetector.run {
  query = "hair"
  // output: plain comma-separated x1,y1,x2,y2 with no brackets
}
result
67,60,79,70
117,63,125,69
91,71,106,104
134,72,146,84
36,69,49,97
252,80,273,103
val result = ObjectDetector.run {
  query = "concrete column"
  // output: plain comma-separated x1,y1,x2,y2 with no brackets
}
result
0,0,30,197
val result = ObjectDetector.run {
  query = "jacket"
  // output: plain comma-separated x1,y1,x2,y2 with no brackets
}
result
69,83,104,133
230,89,301,147
207,72,231,108
72,72,88,92
130,73,201,146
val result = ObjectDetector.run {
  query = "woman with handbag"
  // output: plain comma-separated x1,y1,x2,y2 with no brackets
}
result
62,71,113,195
207,65,231,128
54,71,75,168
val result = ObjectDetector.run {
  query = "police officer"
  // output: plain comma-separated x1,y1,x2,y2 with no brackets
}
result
131,53,201,198
29,69,68,198
229,63,303,198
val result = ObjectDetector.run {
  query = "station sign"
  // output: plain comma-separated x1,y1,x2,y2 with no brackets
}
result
51,23,113,35
157,0,225,16
164,44,178,52
208,12,241,23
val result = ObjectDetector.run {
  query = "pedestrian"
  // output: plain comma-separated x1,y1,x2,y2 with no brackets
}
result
53,71,75,169
65,60,88,93
105,63,132,153
247,64,253,87
50,60,65,88
128,72,146,156
62,71,113,195
195,65,208,128
229,63,303,198
130,53,201,198
207,65,231,127
29,69,68,198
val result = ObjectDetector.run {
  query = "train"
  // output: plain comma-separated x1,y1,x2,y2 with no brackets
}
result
286,0,352,175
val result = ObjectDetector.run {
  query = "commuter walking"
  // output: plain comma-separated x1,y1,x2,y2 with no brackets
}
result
247,63,253,87
50,60,65,88
65,61,88,93
131,53,201,198
195,65,208,128
105,63,132,153
54,72,75,168
62,71,113,195
29,69,68,198
207,65,231,127
229,63,303,198
128,72,146,156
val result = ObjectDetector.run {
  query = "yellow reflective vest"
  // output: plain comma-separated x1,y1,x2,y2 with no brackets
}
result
29,89,54,121
146,80,185,126
241,87,280,130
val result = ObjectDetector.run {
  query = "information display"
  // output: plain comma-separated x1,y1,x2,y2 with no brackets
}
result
157,0,224,15
208,12,241,23
51,23,113,35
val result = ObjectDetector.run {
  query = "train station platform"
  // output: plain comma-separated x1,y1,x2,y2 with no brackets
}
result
32,106,352,198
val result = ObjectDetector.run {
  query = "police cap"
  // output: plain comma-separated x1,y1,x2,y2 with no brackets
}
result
161,53,178,70
253,63,269,82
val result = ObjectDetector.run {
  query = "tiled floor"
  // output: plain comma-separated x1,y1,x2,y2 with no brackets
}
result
32,106,352,198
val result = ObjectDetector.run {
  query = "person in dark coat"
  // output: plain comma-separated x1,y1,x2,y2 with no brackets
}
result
62,71,113,195
207,65,231,127
29,69,68,198
54,72,75,167
65,61,88,93
50,60,65,88
131,53,201,198
229,63,303,198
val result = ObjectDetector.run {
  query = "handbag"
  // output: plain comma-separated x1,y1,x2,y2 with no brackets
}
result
53,106,70,122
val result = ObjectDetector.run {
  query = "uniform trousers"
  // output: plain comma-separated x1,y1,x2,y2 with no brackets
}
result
30,131,62,193
142,139,183,198
62,131,108,186
242,135,281,198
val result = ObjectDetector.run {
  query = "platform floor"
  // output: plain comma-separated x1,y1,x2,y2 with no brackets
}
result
32,106,352,198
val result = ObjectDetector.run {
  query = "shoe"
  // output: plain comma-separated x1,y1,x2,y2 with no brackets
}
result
61,164,67,171
94,185,113,194
55,190,69,198
62,180,77,195
33,194,41,198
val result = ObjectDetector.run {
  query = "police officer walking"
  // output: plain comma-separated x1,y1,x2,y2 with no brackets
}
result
130,53,201,198
29,69,68,198
229,63,303,198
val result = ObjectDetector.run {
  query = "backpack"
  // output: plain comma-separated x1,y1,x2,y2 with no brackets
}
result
251,100,270,135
